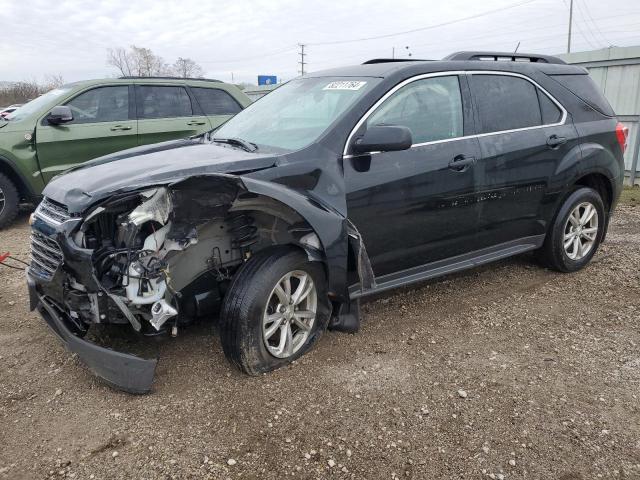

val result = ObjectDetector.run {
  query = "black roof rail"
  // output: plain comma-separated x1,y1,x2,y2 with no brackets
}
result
118,76,222,82
443,51,567,65
362,58,431,64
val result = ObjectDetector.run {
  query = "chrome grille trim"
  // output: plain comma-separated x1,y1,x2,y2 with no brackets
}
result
30,232,63,280
35,197,71,224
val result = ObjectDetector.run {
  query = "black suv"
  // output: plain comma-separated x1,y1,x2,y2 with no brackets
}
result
27,51,626,393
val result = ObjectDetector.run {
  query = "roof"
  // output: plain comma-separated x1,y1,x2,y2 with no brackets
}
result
61,77,234,88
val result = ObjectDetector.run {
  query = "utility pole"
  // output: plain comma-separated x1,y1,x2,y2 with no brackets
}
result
298,44,307,76
567,0,574,53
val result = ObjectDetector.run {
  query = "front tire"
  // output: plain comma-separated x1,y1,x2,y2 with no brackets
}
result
220,246,331,375
0,173,19,229
538,187,605,272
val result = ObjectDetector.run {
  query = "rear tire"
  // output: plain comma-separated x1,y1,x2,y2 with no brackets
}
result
538,187,605,272
0,173,19,229
220,246,331,375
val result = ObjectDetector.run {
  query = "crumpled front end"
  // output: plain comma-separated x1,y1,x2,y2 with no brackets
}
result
27,175,330,393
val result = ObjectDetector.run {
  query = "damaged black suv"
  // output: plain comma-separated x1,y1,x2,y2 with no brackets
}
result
27,52,626,393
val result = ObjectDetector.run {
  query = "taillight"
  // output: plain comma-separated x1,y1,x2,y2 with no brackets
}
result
616,122,629,153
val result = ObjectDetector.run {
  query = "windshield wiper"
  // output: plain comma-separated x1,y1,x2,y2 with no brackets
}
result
212,137,258,152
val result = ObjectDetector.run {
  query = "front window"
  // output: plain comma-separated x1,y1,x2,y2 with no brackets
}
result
65,86,129,124
214,77,379,151
367,76,463,144
5,86,73,122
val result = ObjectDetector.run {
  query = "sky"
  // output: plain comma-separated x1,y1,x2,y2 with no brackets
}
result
2,0,640,85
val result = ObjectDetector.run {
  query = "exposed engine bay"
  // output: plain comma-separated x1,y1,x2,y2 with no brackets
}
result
71,178,319,336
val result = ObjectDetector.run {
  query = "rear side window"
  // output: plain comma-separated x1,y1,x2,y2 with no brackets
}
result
136,86,192,119
192,87,242,115
367,75,463,144
471,75,541,133
65,86,129,124
537,90,563,124
549,74,615,117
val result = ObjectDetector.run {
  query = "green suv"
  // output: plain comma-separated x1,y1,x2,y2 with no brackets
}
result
0,77,251,228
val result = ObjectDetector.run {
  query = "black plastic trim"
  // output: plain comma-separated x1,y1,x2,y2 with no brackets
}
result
349,235,546,298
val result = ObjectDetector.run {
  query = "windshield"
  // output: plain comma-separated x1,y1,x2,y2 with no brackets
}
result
5,86,73,122
214,77,379,151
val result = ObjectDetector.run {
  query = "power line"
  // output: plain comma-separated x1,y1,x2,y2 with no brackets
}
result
579,0,612,45
307,0,538,46
573,0,603,47
199,46,297,64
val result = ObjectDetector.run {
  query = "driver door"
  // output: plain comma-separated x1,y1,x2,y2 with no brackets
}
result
35,85,137,182
344,74,481,277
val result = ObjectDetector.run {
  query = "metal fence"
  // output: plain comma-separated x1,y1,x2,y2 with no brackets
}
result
559,46,640,185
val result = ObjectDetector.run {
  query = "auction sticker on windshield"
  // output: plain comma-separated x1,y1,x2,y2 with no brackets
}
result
323,81,367,91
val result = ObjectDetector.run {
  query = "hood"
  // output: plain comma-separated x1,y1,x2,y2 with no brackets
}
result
43,138,279,213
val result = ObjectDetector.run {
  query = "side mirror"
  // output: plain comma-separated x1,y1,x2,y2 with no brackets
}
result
46,106,73,125
352,125,412,154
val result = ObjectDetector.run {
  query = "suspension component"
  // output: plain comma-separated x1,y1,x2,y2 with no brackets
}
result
227,214,258,249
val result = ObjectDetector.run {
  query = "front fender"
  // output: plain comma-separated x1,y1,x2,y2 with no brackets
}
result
240,176,349,301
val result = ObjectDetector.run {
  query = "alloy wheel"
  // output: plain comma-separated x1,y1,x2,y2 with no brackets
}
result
563,201,598,260
0,186,5,215
263,270,317,359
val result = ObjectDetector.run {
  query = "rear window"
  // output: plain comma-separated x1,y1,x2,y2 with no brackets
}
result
471,75,542,133
136,86,193,119
191,87,242,115
549,74,615,117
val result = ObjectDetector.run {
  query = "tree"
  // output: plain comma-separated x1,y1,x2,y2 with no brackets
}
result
107,45,171,77
0,74,66,106
42,74,65,91
173,57,204,78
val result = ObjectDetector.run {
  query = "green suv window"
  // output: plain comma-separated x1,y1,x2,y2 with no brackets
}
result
137,86,192,119
65,86,129,124
191,87,241,115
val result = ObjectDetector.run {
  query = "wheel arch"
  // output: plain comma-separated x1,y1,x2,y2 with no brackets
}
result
166,174,350,302
573,171,614,213
0,155,38,202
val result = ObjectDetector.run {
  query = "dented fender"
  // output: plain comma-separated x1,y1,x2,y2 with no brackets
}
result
240,176,349,300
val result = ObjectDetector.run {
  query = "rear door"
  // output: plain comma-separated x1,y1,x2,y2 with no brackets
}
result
344,74,481,277
189,86,243,130
468,72,577,249
135,85,211,145
35,85,136,182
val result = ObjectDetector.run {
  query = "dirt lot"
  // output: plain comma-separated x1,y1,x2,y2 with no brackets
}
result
1,198,639,480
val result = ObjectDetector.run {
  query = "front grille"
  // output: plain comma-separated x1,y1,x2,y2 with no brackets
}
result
35,197,70,224
30,232,64,280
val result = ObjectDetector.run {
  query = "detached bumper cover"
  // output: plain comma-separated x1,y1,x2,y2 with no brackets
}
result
28,272,157,394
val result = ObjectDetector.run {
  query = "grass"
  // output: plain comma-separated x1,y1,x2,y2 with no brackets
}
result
619,185,639,207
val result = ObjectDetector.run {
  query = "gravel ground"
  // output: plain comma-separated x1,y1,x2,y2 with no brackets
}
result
0,202,639,480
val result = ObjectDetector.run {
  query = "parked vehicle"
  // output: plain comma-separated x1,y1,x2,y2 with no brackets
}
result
27,52,625,393
0,77,251,228
0,104,22,119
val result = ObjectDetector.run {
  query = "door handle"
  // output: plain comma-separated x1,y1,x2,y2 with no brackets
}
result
110,125,132,131
187,120,207,126
546,135,567,148
448,154,476,172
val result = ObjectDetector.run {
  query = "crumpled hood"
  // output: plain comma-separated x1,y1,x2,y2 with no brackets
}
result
43,138,279,213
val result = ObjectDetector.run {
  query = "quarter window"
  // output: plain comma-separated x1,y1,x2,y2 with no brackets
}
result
367,76,464,144
65,86,129,124
471,75,542,133
136,86,192,119
192,87,242,115
537,89,563,124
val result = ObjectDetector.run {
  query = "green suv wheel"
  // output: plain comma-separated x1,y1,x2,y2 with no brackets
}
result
0,173,19,229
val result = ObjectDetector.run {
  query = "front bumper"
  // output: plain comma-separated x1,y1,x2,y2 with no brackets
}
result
28,271,157,394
